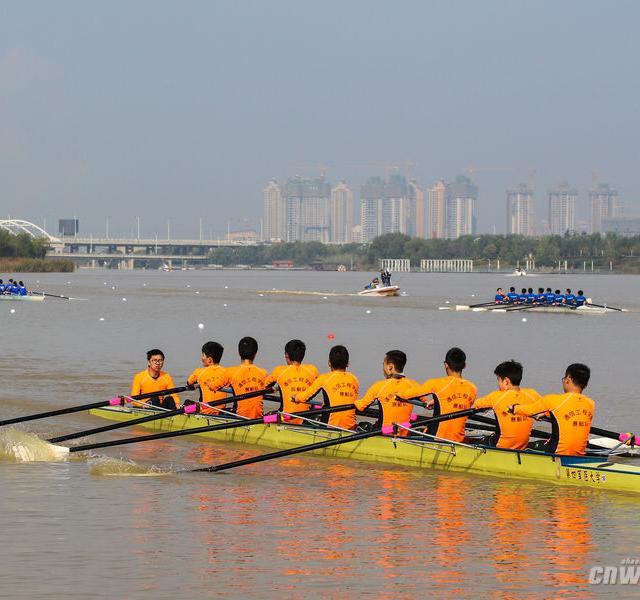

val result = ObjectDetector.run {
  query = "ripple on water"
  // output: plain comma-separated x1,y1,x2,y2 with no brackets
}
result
89,455,172,477
0,428,70,462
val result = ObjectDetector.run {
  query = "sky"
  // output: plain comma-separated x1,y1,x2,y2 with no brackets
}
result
1,0,639,238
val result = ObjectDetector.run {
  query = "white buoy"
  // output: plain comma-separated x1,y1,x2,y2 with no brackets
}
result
143,283,147,287
198,323,204,330
99,317,105,321
224,285,228,289
223,303,228,307
521,317,527,322
259,293,264,297
122,297,127,302
111,286,115,290
323,296,328,300
445,300,450,304
195,291,200,294
471,294,475,297
10,309,15,314
365,309,371,314
187,284,191,288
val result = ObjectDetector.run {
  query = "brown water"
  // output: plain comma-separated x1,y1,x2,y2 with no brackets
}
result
1,270,639,598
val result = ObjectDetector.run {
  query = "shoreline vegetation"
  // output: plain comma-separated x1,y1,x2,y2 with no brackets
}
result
206,232,640,273
0,230,74,273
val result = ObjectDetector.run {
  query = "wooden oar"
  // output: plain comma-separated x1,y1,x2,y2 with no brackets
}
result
0,385,190,428
586,302,627,312
46,387,273,443
189,408,486,473
67,403,356,453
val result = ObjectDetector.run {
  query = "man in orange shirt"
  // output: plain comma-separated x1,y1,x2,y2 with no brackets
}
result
398,347,477,442
508,363,595,455
187,341,228,415
293,345,359,430
266,339,318,424
131,349,178,409
355,350,419,436
473,360,541,449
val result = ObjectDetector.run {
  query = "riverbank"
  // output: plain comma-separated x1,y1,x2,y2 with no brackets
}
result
0,258,75,273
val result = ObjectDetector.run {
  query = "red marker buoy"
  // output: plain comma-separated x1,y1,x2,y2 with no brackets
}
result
327,333,335,340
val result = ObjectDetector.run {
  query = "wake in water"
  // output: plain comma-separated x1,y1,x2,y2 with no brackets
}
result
0,428,70,462
89,456,172,477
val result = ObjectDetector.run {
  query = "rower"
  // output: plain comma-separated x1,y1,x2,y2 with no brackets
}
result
526,287,536,304
472,360,542,449
536,287,546,304
131,349,179,409
187,341,228,415
518,287,528,304
545,287,555,304
0,279,5,294
222,337,268,419
564,288,576,306
494,288,508,304
293,345,359,430
554,289,565,305
266,339,318,424
398,347,477,443
506,286,519,304
18,281,27,296
575,290,587,307
354,350,419,437
508,363,594,455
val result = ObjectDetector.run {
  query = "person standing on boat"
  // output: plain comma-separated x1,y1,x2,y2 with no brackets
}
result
397,347,477,443
265,339,318,425
131,349,179,409
494,288,508,304
293,345,359,430
472,361,541,450
187,341,228,415
355,350,419,437
508,363,594,455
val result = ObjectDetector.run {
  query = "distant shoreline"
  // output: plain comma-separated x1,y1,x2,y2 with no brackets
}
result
0,258,75,273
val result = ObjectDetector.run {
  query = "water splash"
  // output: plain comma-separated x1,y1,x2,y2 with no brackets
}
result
89,456,172,477
0,428,70,462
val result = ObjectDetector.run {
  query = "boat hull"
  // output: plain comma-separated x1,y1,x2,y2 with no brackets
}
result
0,294,44,302
357,285,400,297
89,407,640,494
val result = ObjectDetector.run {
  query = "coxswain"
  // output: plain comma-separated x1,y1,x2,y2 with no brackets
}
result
494,288,508,304
398,347,477,443
508,363,594,455
0,279,5,294
564,288,576,306
506,286,519,303
545,287,556,304
186,341,228,415
472,360,542,449
131,349,179,409
536,287,546,304
265,339,318,424
575,290,587,306
354,350,419,437
293,345,359,430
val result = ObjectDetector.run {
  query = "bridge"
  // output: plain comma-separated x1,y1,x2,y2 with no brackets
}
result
0,220,261,269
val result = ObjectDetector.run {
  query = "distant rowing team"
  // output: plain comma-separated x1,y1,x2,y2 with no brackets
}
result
131,339,595,457
0,278,28,296
495,287,587,306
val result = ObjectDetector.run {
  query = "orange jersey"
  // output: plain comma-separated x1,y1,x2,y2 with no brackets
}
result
187,365,229,415
295,371,359,430
474,388,542,449
403,376,477,442
266,364,319,424
514,392,595,455
225,363,268,419
131,370,178,408
355,377,419,436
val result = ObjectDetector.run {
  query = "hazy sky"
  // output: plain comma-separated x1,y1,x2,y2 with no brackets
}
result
1,1,639,238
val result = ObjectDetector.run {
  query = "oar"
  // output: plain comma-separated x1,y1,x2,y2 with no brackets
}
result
456,301,500,311
40,292,88,301
46,388,274,443
189,408,486,473
586,302,627,312
67,403,356,453
535,415,639,446
0,385,190,427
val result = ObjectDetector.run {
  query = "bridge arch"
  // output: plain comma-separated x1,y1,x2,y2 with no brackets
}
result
0,220,60,243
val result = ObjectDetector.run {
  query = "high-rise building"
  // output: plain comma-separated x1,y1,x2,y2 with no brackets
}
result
410,180,425,238
506,184,534,236
428,180,446,239
590,183,620,233
330,181,354,243
446,176,477,239
383,174,411,235
262,179,283,241
282,176,331,242
360,176,385,243
548,182,577,235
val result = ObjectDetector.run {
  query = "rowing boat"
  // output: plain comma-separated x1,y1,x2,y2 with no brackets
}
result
0,294,44,302
454,304,615,314
357,285,400,297
89,406,640,494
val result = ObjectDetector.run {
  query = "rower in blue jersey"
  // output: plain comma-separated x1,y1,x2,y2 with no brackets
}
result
575,290,587,306
519,287,528,303
0,279,4,294
545,287,556,304
18,281,27,296
564,288,576,306
536,287,546,303
10,282,20,295
526,287,536,303
495,288,508,304
507,287,519,303
554,289,565,304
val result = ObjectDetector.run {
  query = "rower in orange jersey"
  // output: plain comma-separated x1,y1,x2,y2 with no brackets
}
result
266,339,318,425
224,337,268,419
398,347,477,442
508,363,595,455
293,345,359,430
473,360,542,449
187,341,228,415
355,350,419,437
131,349,178,409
